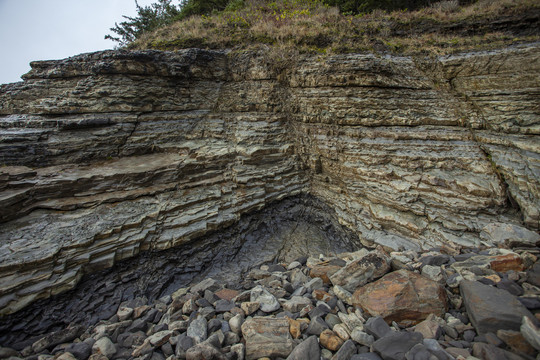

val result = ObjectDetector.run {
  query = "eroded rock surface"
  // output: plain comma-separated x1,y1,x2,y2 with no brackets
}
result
0,44,539,318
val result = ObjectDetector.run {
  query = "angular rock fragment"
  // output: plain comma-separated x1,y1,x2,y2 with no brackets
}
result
372,332,423,360
92,337,116,358
364,316,392,339
331,339,356,360
413,317,442,339
472,342,525,360
286,335,320,360
460,280,535,334
186,342,227,360
32,325,84,353
191,278,221,295
319,329,344,351
282,296,312,313
480,222,540,248
497,329,536,355
241,317,295,360
329,249,390,292
250,285,280,313
352,270,447,326
214,288,239,301
306,315,330,335
521,316,540,351
187,317,208,344
229,313,244,335
64,342,92,360
310,264,344,284
489,253,524,272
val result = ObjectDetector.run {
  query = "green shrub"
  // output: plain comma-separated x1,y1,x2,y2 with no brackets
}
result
322,0,440,14
105,0,181,46
177,0,231,18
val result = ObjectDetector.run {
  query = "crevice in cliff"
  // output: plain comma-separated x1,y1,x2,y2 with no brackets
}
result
116,114,140,157
474,134,522,218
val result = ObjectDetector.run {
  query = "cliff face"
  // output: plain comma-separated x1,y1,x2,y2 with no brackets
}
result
289,45,539,250
0,44,538,316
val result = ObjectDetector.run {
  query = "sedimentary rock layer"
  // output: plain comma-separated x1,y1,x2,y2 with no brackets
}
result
0,44,538,315
0,50,307,315
0,195,360,346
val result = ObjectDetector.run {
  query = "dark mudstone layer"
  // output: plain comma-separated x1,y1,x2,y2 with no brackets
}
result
0,195,361,349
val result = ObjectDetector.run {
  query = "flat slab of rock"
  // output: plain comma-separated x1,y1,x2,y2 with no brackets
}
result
241,317,295,360
372,331,423,360
329,249,390,292
32,325,84,353
480,222,540,247
460,280,535,334
352,269,447,326
309,264,343,284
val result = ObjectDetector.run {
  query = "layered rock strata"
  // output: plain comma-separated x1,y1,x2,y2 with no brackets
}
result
0,195,360,347
0,44,539,316
290,46,539,251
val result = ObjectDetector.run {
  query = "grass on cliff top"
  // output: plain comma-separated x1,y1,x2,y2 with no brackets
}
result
129,0,539,56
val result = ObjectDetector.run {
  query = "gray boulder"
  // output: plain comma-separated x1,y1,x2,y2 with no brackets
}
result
460,280,535,334
286,335,320,360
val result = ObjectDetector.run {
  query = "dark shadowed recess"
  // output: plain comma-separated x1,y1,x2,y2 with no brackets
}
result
0,194,362,349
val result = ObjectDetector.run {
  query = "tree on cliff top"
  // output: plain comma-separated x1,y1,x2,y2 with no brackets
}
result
105,0,181,46
105,0,230,46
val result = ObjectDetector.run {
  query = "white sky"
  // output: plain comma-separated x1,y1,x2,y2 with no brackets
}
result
0,0,158,85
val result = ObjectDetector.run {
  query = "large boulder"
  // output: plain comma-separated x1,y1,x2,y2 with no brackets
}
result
460,280,535,334
352,269,447,326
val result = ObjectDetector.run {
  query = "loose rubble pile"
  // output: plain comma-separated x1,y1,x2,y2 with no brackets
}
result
2,241,540,360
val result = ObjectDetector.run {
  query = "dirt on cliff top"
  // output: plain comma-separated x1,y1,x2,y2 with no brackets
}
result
129,0,540,56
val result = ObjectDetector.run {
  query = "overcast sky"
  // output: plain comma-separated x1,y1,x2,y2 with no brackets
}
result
0,0,158,85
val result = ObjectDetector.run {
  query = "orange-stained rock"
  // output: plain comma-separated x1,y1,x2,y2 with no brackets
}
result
312,289,332,302
319,329,344,351
489,253,524,272
352,269,447,326
309,265,342,284
497,329,536,355
483,274,501,283
215,288,240,301
414,318,442,339
286,317,302,339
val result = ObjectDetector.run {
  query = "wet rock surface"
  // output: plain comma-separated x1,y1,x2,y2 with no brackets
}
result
1,244,540,360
